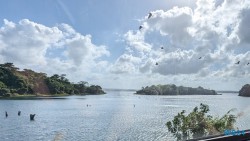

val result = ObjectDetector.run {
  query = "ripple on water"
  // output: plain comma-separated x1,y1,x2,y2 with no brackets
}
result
0,93,250,140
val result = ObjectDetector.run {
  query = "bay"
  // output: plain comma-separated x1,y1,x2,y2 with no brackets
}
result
0,91,249,141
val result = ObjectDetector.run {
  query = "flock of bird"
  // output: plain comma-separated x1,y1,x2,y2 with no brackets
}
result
138,12,152,31
235,61,249,65
5,111,36,120
139,12,250,67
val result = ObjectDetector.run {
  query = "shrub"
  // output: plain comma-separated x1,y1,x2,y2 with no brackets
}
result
166,103,236,141
0,88,10,96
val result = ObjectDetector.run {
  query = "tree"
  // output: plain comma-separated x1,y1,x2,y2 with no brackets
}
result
51,74,60,80
60,74,67,81
86,85,105,94
78,81,88,86
166,103,237,141
75,81,88,94
0,88,10,96
0,62,19,71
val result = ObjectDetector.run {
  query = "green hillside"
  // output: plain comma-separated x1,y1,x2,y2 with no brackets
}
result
0,63,105,97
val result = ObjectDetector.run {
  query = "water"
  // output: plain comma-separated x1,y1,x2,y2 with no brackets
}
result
0,91,250,141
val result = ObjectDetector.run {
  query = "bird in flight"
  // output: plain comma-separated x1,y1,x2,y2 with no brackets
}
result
148,12,152,19
161,46,164,49
35,25,41,32
235,61,240,64
139,25,143,30
155,62,159,65
247,62,249,65
198,57,202,59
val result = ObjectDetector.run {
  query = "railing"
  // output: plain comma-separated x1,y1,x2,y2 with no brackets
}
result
187,129,250,141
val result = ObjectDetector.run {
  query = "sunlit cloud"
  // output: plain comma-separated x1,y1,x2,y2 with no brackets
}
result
0,19,110,83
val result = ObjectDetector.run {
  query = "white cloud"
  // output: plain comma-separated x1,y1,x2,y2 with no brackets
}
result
111,54,141,74
0,19,110,83
238,9,250,44
146,7,193,46
65,34,109,65
113,0,250,90
124,30,152,52
0,19,63,65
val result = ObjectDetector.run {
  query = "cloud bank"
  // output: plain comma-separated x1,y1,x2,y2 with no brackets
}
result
113,0,250,80
0,19,109,83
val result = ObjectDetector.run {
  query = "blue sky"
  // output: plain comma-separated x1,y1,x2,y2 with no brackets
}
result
0,0,249,90
0,0,195,61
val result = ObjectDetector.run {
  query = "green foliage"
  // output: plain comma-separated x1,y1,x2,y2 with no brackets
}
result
86,85,105,94
166,103,237,141
0,88,10,96
0,62,19,71
0,81,7,88
45,74,104,95
0,64,30,94
45,74,74,94
137,84,217,95
0,62,105,96
73,81,88,94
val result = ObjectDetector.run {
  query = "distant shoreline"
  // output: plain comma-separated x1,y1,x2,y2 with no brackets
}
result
104,89,239,93
216,91,238,93
104,88,138,92
0,90,239,100
0,94,71,100
134,92,236,96
0,93,107,100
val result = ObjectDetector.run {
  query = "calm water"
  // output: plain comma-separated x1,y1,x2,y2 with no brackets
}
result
0,91,250,141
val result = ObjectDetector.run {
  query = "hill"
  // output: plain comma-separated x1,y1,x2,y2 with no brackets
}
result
0,63,105,97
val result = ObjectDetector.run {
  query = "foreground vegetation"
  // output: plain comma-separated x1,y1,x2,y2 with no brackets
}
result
136,84,217,95
0,62,105,97
166,103,237,141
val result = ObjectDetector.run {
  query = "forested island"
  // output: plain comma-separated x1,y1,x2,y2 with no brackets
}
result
0,63,105,97
136,84,217,95
239,84,250,97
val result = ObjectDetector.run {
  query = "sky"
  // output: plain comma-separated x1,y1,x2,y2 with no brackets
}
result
0,0,249,90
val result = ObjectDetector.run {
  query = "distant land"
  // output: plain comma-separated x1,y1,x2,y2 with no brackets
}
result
239,84,250,97
216,91,238,93
103,88,239,94
136,84,218,95
104,88,138,92
0,62,105,98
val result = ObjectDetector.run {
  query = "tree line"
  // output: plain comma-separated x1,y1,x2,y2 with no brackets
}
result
136,84,217,95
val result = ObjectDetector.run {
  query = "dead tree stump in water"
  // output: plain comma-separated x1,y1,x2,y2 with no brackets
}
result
30,114,35,120
18,111,21,116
